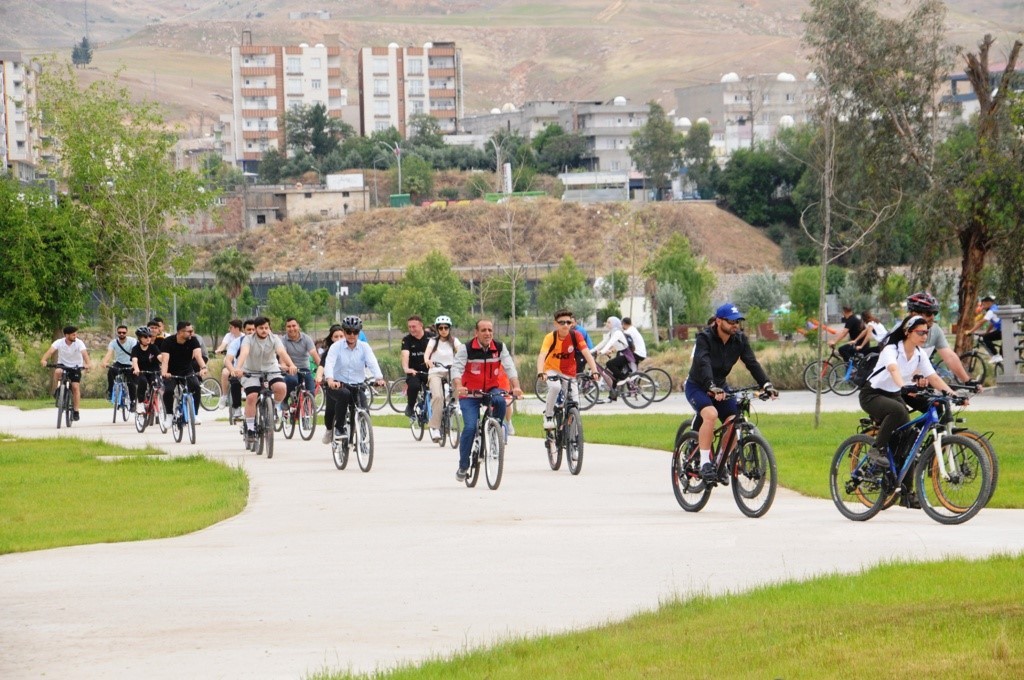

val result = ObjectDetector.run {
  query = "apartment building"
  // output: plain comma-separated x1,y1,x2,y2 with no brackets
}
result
0,51,44,182
558,97,650,173
674,73,814,155
228,32,350,173
357,42,463,138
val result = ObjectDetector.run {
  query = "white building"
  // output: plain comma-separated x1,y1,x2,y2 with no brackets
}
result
0,51,46,182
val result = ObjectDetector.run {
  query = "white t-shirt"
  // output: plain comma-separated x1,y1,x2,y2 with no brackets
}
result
867,321,887,343
625,326,647,358
868,341,935,393
426,336,463,375
51,338,88,368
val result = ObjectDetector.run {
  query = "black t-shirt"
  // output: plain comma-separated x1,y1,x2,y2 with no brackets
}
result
843,315,866,342
131,342,163,373
402,334,431,372
160,335,201,375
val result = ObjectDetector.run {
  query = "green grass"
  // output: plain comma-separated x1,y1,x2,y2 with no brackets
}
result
0,398,111,410
377,409,1024,508
310,554,1024,679
0,437,248,554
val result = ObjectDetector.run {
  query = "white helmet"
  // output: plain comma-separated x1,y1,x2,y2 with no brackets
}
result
434,315,452,326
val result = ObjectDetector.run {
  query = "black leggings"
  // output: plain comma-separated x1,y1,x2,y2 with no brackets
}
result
325,383,362,431
859,388,930,453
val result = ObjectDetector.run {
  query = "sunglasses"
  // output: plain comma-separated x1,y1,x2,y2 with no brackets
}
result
556,320,573,326
343,330,359,336
437,325,450,330
117,332,127,335
912,329,929,336
721,319,742,326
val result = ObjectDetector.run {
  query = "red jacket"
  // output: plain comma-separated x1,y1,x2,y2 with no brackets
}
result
460,337,508,392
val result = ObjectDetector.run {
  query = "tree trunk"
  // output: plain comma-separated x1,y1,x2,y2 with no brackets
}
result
954,223,988,354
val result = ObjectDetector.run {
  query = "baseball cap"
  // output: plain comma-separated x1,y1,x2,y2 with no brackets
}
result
715,303,744,321
981,294,996,302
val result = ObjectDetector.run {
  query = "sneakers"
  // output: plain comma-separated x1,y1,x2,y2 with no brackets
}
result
456,468,468,481
73,411,80,421
988,354,1003,364
193,414,202,425
429,428,441,442
245,428,257,442
335,427,347,440
218,395,229,409
404,405,414,418
607,388,618,402
506,421,516,436
136,402,146,415
162,414,171,429
700,462,717,484
543,417,556,430
322,429,332,444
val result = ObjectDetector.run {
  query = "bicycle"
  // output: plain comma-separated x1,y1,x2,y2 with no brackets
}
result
281,369,317,441
829,388,991,524
463,390,510,490
827,350,874,397
407,371,431,441
330,379,376,472
47,363,82,430
199,376,222,412
543,376,584,475
542,370,599,411
959,332,1005,384
641,365,674,403
110,366,134,423
133,371,164,434
671,385,778,518
241,371,281,458
802,344,845,393
433,365,462,449
167,373,199,445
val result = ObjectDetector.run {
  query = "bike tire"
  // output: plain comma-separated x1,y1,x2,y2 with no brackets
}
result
802,359,834,393
56,383,67,430
314,384,325,413
917,433,990,524
621,373,656,409
410,397,426,441
730,431,777,518
366,383,387,411
185,396,196,445
955,429,998,503
388,377,409,414
281,395,297,440
263,396,275,459
959,352,987,384
484,418,504,490
829,434,887,521
112,381,122,423
828,363,859,397
156,392,168,433
356,410,374,472
547,431,562,470
534,375,548,401
332,428,349,470
671,432,712,512
200,377,222,411
298,392,316,441
565,406,584,476
578,376,599,411
447,409,462,449
172,391,184,443
645,367,674,403
64,389,73,428
135,392,148,433
466,441,481,488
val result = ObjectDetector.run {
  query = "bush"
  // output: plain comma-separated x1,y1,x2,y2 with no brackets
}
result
733,270,786,313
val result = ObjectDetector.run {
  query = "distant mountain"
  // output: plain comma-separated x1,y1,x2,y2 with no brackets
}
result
3,1,1020,123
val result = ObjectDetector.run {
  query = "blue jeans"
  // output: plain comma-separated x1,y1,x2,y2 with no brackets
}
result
283,371,315,397
458,389,506,470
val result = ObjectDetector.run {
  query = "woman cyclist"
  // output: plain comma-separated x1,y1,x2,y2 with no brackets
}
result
424,315,462,443
130,326,162,414
315,324,344,444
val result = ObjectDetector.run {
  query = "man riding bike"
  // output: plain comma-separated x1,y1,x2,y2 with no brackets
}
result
40,325,92,422
684,303,778,484
99,325,137,401
536,308,598,431
905,291,978,389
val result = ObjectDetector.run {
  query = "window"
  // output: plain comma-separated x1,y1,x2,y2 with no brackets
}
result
374,120,391,132
407,58,423,75
287,57,301,73
374,79,389,96
374,100,390,116
761,113,770,124
305,193,313,198
373,58,388,74
410,100,425,115
311,58,321,69
311,79,321,90
785,93,794,102
287,78,302,94
256,214,267,225
408,79,424,96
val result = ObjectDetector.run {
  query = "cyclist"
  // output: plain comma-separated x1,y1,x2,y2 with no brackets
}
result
452,319,524,482
322,316,385,442
233,316,298,442
281,317,320,399
223,319,256,417
621,317,647,372
424,315,463,442
970,295,1002,364
905,291,976,388
99,325,137,402
401,315,432,420
316,324,344,444
536,308,598,431
215,319,244,407
828,306,866,363
40,325,92,421
148,317,166,340
856,310,888,350
215,319,243,355
159,321,209,428
130,326,162,414
685,303,777,484
859,314,962,467
592,316,633,401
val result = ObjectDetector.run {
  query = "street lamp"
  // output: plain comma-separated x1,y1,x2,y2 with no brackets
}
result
371,154,389,208
380,141,403,195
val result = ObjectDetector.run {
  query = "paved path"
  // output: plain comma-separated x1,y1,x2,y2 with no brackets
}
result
1,394,1022,679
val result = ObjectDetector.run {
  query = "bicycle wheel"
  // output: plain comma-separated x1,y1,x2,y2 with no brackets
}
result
917,434,991,524
484,418,504,490
671,431,711,512
262,396,275,459
447,409,462,449
332,425,349,470
829,434,887,521
64,389,73,428
466,439,481,488
56,383,67,429
578,376,599,411
281,395,297,440
184,396,196,445
200,377,222,411
314,384,325,413
135,391,149,433
802,359,834,393
355,410,374,472
156,391,168,433
828,363,859,397
621,373,656,409
534,375,548,401
645,367,673,403
410,396,426,441
565,406,584,475
959,352,987,383
547,431,562,471
388,377,409,413
112,380,123,423
298,392,317,441
955,429,998,503
172,390,184,443
730,432,777,518
366,383,387,411
119,383,130,422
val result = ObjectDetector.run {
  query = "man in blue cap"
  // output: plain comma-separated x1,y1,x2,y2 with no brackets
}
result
684,302,778,483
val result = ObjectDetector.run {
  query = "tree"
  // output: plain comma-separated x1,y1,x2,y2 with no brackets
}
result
481,273,529,320
285,102,352,161
71,37,93,68
407,114,445,149
382,251,473,325
393,154,434,200
644,234,716,323
680,122,718,198
598,269,630,302
357,283,390,314
532,124,588,175
536,255,589,315
210,247,254,318
733,270,787,314
629,102,683,198
0,177,92,335
38,61,213,319
258,148,285,184
718,147,794,226
266,283,316,329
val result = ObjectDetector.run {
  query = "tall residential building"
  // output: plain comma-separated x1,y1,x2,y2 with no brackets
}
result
357,41,463,138
228,31,350,173
0,51,44,182
558,97,650,172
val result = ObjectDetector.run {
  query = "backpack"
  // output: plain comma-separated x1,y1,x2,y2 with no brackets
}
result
543,330,587,373
851,350,883,389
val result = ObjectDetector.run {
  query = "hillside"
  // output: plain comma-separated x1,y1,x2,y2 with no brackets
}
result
191,199,784,275
5,1,1020,126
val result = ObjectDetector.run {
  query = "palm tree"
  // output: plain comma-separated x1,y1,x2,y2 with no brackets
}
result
210,248,254,318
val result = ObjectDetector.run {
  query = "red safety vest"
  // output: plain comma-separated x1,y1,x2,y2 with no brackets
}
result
460,337,507,392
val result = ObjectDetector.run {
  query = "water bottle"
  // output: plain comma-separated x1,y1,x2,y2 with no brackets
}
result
556,390,564,407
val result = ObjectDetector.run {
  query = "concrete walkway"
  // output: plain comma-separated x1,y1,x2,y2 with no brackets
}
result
1,394,1022,679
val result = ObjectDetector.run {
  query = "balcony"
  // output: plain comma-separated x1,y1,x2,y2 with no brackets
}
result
241,109,279,118
243,130,275,140
240,66,275,77
328,88,343,98
428,68,456,78
243,151,265,161
328,67,341,77
429,88,456,99
241,87,276,98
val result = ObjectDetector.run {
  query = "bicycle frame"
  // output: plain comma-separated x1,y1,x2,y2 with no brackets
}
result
872,394,956,488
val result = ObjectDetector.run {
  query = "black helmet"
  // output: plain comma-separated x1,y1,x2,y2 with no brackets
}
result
135,326,153,338
906,291,939,314
341,315,363,332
